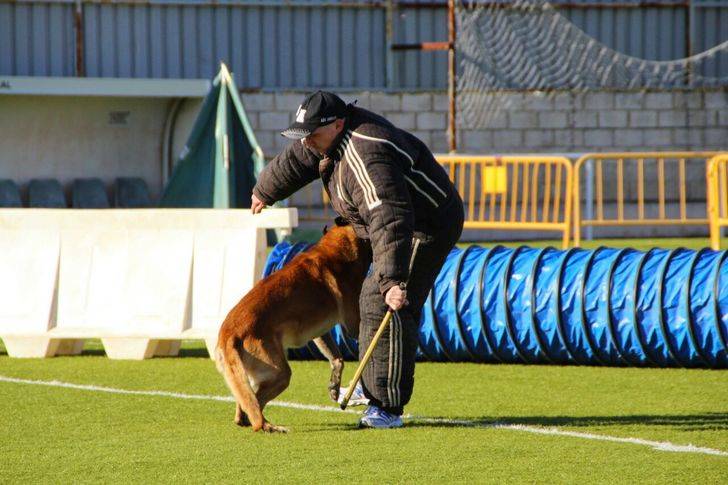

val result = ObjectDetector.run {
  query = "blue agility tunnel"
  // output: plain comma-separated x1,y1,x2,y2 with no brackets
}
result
264,242,728,368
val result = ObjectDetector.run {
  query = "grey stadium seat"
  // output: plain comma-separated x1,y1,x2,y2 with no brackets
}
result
28,178,67,208
72,178,110,208
115,177,152,208
0,179,22,207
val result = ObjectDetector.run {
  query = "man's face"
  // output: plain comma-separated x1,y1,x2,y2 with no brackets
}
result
301,119,344,155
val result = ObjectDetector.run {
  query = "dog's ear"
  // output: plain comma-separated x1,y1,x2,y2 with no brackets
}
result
334,217,350,227
322,225,328,235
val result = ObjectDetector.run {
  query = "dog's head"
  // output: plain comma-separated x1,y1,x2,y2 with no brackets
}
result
318,221,370,269
322,217,350,235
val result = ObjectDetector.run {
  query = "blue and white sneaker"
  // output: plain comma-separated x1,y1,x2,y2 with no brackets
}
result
338,381,370,407
358,405,404,429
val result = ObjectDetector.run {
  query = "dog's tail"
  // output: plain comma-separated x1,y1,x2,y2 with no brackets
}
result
214,345,226,374
215,336,265,431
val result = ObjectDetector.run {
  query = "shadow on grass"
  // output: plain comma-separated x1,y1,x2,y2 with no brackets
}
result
296,423,362,433
176,347,211,358
73,340,212,358
403,413,728,431
217,414,728,433
74,347,212,358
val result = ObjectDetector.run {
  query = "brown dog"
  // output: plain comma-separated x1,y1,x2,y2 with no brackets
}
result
215,224,369,432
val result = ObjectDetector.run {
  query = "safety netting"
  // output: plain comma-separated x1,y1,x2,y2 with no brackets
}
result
456,0,728,129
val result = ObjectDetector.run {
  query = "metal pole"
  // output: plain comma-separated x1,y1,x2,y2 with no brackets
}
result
388,0,456,150
447,0,457,153
74,0,85,77
685,0,693,87
385,0,396,89
585,160,594,240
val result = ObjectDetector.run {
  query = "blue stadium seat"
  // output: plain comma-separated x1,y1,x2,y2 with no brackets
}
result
28,179,67,208
115,177,152,208
0,179,22,207
72,178,110,208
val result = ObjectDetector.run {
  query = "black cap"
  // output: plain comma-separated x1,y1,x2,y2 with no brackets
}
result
281,91,347,139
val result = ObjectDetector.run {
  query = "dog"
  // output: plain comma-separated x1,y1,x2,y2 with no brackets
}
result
215,223,370,433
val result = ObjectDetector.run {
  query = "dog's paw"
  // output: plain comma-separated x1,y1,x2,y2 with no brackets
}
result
328,383,340,402
234,414,251,427
262,422,289,433
235,406,251,427
329,380,341,402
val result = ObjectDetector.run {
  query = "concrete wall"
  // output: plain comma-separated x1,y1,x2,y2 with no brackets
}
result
0,208,297,359
0,95,173,202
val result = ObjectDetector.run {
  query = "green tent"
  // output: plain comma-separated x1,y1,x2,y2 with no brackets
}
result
159,63,265,208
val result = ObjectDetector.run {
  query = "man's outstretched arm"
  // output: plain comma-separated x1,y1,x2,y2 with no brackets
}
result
252,141,320,211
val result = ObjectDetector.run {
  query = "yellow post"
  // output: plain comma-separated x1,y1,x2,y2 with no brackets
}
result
562,160,573,249
708,157,719,250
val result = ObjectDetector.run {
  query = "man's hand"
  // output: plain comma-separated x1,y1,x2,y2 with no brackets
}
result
251,194,266,214
384,284,408,311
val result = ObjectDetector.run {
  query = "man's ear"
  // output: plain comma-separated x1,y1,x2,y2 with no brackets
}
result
335,118,345,131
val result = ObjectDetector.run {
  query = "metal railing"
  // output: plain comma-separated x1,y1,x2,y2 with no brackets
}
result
438,155,573,248
296,155,573,247
573,152,719,246
708,153,728,250
294,151,727,248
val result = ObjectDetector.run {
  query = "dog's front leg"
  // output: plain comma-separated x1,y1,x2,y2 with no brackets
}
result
313,332,344,402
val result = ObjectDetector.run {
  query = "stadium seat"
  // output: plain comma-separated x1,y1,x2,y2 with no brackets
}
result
28,178,67,208
115,177,152,208
0,179,22,207
72,178,110,208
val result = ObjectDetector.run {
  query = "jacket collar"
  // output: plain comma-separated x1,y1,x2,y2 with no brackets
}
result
325,103,358,159
325,121,350,160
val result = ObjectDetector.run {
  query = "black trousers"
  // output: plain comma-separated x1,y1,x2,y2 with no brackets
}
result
358,197,464,415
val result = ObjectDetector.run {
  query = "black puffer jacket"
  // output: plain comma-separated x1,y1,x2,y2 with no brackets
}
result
253,105,461,295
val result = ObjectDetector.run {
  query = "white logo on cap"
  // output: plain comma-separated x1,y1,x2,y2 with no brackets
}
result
296,105,306,123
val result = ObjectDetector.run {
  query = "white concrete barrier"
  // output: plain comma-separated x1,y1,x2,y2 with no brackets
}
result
0,208,297,359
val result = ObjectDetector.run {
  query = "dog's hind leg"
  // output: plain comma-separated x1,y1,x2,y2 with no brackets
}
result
215,345,251,427
249,344,292,433
234,404,251,427
313,332,344,402
217,338,267,432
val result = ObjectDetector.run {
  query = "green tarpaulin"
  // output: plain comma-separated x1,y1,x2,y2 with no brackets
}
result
159,64,265,208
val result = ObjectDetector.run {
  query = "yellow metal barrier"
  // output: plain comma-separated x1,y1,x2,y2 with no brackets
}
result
708,154,728,250
573,152,719,246
297,155,573,248
437,155,573,248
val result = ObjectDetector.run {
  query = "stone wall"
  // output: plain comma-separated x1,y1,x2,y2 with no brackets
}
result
241,89,727,156
240,88,726,240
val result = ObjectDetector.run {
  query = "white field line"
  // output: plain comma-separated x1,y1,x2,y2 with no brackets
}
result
1,375,726,458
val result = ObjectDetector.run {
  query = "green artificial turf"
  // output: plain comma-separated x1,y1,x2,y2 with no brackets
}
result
3,236,727,482
1,340,726,484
